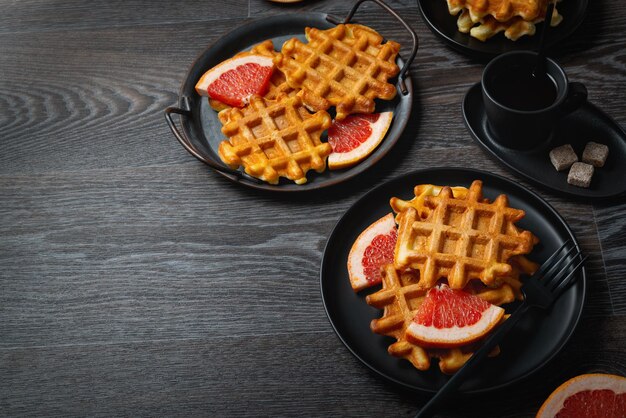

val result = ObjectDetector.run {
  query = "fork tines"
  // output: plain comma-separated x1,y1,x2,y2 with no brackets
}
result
538,240,586,298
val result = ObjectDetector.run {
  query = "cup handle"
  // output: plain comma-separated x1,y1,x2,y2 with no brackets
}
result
561,82,587,114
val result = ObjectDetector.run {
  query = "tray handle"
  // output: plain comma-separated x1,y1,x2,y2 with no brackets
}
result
326,0,418,95
164,96,260,182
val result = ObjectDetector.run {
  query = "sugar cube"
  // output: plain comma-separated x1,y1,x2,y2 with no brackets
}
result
567,162,594,188
549,144,578,171
582,142,609,167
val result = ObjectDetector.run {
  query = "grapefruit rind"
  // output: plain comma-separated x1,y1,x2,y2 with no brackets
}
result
347,213,396,292
536,373,626,418
328,111,394,170
195,55,275,99
405,285,505,348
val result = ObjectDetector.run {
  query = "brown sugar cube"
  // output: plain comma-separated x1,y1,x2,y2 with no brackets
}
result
567,162,594,188
582,142,609,167
549,144,578,171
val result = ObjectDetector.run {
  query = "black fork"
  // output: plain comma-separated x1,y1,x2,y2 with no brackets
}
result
415,240,587,418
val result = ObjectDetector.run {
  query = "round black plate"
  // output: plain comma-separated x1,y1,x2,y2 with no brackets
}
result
320,168,586,394
417,0,588,58
463,82,626,199
173,13,413,191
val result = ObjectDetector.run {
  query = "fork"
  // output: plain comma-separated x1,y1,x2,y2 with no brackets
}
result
415,240,587,418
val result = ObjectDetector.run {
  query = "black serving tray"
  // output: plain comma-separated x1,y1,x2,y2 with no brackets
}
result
165,0,417,192
463,82,626,200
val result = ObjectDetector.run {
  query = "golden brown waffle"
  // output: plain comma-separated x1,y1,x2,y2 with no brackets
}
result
450,0,563,41
361,182,538,373
366,264,519,373
366,266,430,370
390,184,471,220
274,24,400,120
393,180,536,289
459,8,563,41
447,0,547,22
458,9,536,41
217,94,332,184
209,40,297,112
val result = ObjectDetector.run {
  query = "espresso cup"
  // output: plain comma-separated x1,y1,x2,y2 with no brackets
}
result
481,51,587,150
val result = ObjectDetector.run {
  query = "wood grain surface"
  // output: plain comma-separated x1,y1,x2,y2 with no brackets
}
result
1,0,625,417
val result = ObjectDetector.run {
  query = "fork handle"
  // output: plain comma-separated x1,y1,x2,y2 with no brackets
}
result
415,303,530,418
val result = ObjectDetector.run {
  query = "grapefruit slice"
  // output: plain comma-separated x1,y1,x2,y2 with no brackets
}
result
537,373,626,418
327,112,393,170
405,284,504,348
194,55,274,107
347,213,397,291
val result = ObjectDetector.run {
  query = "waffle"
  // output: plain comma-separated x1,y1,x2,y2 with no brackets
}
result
447,0,547,22
393,180,536,289
275,24,400,120
366,264,519,374
217,94,332,184
449,0,563,41
208,40,297,112
390,184,472,220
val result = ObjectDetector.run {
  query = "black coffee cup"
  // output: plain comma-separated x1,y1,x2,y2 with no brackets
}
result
481,51,587,150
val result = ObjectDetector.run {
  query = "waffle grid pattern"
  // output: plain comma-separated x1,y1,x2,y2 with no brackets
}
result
366,264,521,373
447,0,563,41
218,95,332,184
447,0,546,22
394,181,535,289
275,24,400,120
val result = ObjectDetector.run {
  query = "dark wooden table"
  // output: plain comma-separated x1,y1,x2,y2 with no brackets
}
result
1,1,624,416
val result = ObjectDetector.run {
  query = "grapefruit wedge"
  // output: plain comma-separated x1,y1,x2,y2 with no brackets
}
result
536,373,626,418
327,112,393,170
406,284,504,348
194,55,274,107
347,213,397,291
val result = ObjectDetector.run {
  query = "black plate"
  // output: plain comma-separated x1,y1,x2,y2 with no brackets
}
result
463,82,626,199
417,0,588,58
166,13,413,192
320,168,586,394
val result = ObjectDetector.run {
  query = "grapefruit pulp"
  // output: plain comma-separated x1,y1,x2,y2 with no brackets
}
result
327,112,393,170
536,373,626,418
347,213,397,291
405,284,504,348
194,55,274,107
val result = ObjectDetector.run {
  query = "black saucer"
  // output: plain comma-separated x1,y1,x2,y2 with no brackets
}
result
463,82,626,199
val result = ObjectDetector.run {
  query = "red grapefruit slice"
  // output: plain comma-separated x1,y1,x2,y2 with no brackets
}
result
194,55,274,107
405,284,504,348
327,112,393,170
536,373,626,418
347,213,397,292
